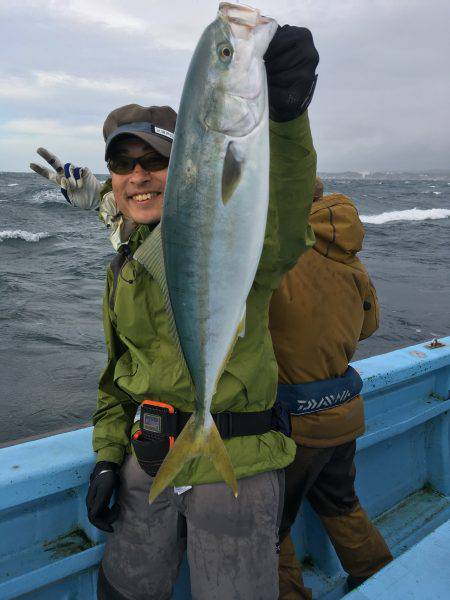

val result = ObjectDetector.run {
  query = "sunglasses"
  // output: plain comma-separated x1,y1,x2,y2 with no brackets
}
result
108,151,169,175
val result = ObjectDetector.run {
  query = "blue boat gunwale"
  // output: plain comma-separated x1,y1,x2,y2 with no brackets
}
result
353,338,450,394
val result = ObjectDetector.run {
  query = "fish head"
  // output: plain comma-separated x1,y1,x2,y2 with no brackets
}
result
201,3,277,137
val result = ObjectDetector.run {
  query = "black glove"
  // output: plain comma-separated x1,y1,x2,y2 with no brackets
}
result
264,25,319,122
86,461,121,532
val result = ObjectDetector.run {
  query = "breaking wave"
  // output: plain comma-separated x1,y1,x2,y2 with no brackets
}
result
361,208,450,225
29,189,62,204
0,230,52,243
7,183,18,187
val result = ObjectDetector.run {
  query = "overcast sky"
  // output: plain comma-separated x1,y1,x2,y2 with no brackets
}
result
1,0,449,173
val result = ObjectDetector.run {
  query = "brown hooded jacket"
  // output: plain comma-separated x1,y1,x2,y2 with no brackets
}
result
269,192,379,447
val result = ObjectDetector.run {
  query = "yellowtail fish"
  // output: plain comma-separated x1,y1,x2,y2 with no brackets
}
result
137,3,277,502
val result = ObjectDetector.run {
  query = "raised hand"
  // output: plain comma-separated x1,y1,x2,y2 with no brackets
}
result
30,147,102,209
264,25,319,122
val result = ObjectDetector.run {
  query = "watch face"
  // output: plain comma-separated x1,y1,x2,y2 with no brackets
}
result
143,413,162,434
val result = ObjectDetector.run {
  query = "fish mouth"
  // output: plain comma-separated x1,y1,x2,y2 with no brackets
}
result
219,2,270,33
219,3,272,36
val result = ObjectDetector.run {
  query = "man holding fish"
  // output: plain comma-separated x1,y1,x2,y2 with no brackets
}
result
31,4,318,598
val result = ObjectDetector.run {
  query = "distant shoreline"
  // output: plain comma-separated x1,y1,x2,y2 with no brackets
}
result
3,170,450,181
318,170,450,181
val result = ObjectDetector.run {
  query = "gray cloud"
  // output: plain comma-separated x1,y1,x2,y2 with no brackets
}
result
1,0,449,172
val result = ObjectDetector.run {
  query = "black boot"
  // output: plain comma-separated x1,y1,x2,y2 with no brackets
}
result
97,564,130,600
346,574,367,592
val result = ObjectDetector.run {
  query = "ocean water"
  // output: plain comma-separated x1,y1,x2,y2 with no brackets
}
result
1,173,449,445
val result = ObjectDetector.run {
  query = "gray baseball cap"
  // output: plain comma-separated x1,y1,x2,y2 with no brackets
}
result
103,104,177,160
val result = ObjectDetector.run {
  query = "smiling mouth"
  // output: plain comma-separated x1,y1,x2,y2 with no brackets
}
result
130,192,161,203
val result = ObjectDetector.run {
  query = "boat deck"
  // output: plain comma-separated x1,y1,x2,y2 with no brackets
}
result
343,519,450,599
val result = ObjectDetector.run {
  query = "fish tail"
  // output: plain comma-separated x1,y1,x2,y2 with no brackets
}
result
204,418,239,497
149,414,238,503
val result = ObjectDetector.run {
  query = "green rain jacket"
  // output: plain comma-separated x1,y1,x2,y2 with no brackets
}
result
92,112,317,486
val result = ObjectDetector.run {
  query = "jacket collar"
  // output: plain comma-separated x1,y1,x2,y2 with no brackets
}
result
99,190,157,253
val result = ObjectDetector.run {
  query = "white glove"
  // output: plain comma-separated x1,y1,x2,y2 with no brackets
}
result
30,147,102,209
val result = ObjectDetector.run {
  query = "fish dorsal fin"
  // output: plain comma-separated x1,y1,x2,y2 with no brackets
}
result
133,224,189,375
221,141,243,204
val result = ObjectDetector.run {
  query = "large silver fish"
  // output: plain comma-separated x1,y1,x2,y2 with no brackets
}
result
143,3,277,502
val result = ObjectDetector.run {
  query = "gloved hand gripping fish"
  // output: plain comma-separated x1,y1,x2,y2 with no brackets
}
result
135,3,278,502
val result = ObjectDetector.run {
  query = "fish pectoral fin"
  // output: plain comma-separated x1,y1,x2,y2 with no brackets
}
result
221,141,243,205
149,414,238,503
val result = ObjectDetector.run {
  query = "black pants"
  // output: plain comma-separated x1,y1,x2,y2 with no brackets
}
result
278,441,392,600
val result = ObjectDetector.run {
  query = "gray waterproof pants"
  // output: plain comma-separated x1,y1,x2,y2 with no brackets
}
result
100,455,284,600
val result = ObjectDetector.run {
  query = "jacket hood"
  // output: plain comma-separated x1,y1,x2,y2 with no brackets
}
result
309,193,364,263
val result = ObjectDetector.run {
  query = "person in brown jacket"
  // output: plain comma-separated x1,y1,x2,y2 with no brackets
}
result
269,178,393,599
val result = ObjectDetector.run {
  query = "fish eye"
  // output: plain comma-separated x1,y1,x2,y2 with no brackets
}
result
218,43,233,62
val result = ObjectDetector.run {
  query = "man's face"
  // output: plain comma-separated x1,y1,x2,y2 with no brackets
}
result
109,137,169,225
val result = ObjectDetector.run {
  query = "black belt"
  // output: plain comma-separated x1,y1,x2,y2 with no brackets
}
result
183,410,273,439
133,405,275,478
144,408,273,440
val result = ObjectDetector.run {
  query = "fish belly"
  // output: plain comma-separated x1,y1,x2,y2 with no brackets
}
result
163,121,269,406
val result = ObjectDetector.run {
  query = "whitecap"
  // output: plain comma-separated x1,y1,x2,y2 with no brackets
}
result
29,189,60,204
7,183,19,187
433,191,441,195
0,230,52,243
360,208,450,225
